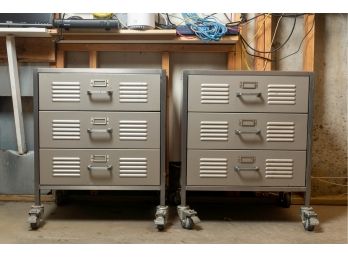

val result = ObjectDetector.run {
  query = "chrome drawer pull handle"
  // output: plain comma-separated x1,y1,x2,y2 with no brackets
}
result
234,166,259,172
87,128,113,133
235,129,261,135
236,92,262,97
87,90,113,96
88,164,112,171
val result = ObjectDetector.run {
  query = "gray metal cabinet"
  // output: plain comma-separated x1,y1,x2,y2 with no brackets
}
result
178,70,319,231
29,69,168,231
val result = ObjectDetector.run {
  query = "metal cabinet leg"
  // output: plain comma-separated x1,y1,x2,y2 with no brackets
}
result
177,205,200,230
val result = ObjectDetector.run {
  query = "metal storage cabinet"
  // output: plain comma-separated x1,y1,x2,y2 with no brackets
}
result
178,70,319,231
28,68,168,231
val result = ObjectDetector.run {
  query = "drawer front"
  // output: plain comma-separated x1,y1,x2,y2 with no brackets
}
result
39,73,161,111
40,149,160,186
187,75,309,113
187,150,306,186
39,111,160,149
188,112,307,150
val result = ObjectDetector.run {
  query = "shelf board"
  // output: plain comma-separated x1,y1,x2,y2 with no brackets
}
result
54,29,238,44
0,27,53,37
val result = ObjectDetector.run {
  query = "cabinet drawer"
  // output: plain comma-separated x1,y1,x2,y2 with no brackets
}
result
39,73,161,111
40,149,160,186
187,112,308,150
39,111,160,149
187,75,309,113
187,150,306,186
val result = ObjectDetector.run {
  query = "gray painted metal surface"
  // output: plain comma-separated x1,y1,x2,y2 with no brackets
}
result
35,68,165,191
187,149,306,186
187,112,308,150
39,72,161,111
0,63,49,97
0,111,34,151
181,70,314,207
0,150,34,194
39,111,161,149
40,149,160,186
188,74,309,113
31,68,167,229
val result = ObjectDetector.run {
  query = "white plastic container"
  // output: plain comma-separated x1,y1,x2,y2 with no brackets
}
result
127,13,155,30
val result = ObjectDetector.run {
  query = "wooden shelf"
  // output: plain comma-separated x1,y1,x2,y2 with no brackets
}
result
53,29,239,44
0,27,53,37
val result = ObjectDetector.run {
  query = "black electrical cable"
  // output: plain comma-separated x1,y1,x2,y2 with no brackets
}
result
55,13,65,42
203,13,218,19
224,13,233,23
279,17,315,61
240,16,297,54
271,13,306,17
240,38,275,62
241,15,315,63
226,13,265,27
226,13,306,28
166,13,176,27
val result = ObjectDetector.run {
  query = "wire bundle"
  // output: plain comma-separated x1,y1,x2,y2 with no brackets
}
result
182,13,227,41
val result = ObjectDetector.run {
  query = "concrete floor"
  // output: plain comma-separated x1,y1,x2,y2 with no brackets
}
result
0,195,347,243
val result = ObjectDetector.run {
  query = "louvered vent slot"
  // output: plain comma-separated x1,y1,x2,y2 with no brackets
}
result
199,158,227,178
52,157,80,177
119,120,148,141
51,82,81,102
119,82,148,103
201,83,229,104
200,121,228,141
119,157,147,177
267,84,296,105
52,120,81,140
267,122,295,142
265,159,293,179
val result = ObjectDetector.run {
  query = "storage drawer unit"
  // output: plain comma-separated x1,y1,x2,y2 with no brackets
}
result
29,69,168,230
179,70,318,231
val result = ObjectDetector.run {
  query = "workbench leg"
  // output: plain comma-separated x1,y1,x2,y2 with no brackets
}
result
6,35,27,154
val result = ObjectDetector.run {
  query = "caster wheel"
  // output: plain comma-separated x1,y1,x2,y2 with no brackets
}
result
278,192,291,208
304,219,315,231
30,222,39,230
182,217,194,230
29,215,40,230
157,225,165,231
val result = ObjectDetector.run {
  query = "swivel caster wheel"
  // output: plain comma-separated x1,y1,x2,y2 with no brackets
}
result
304,219,315,231
156,225,165,231
278,192,291,208
28,205,44,230
29,215,40,230
154,205,168,232
181,217,194,230
300,206,319,232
